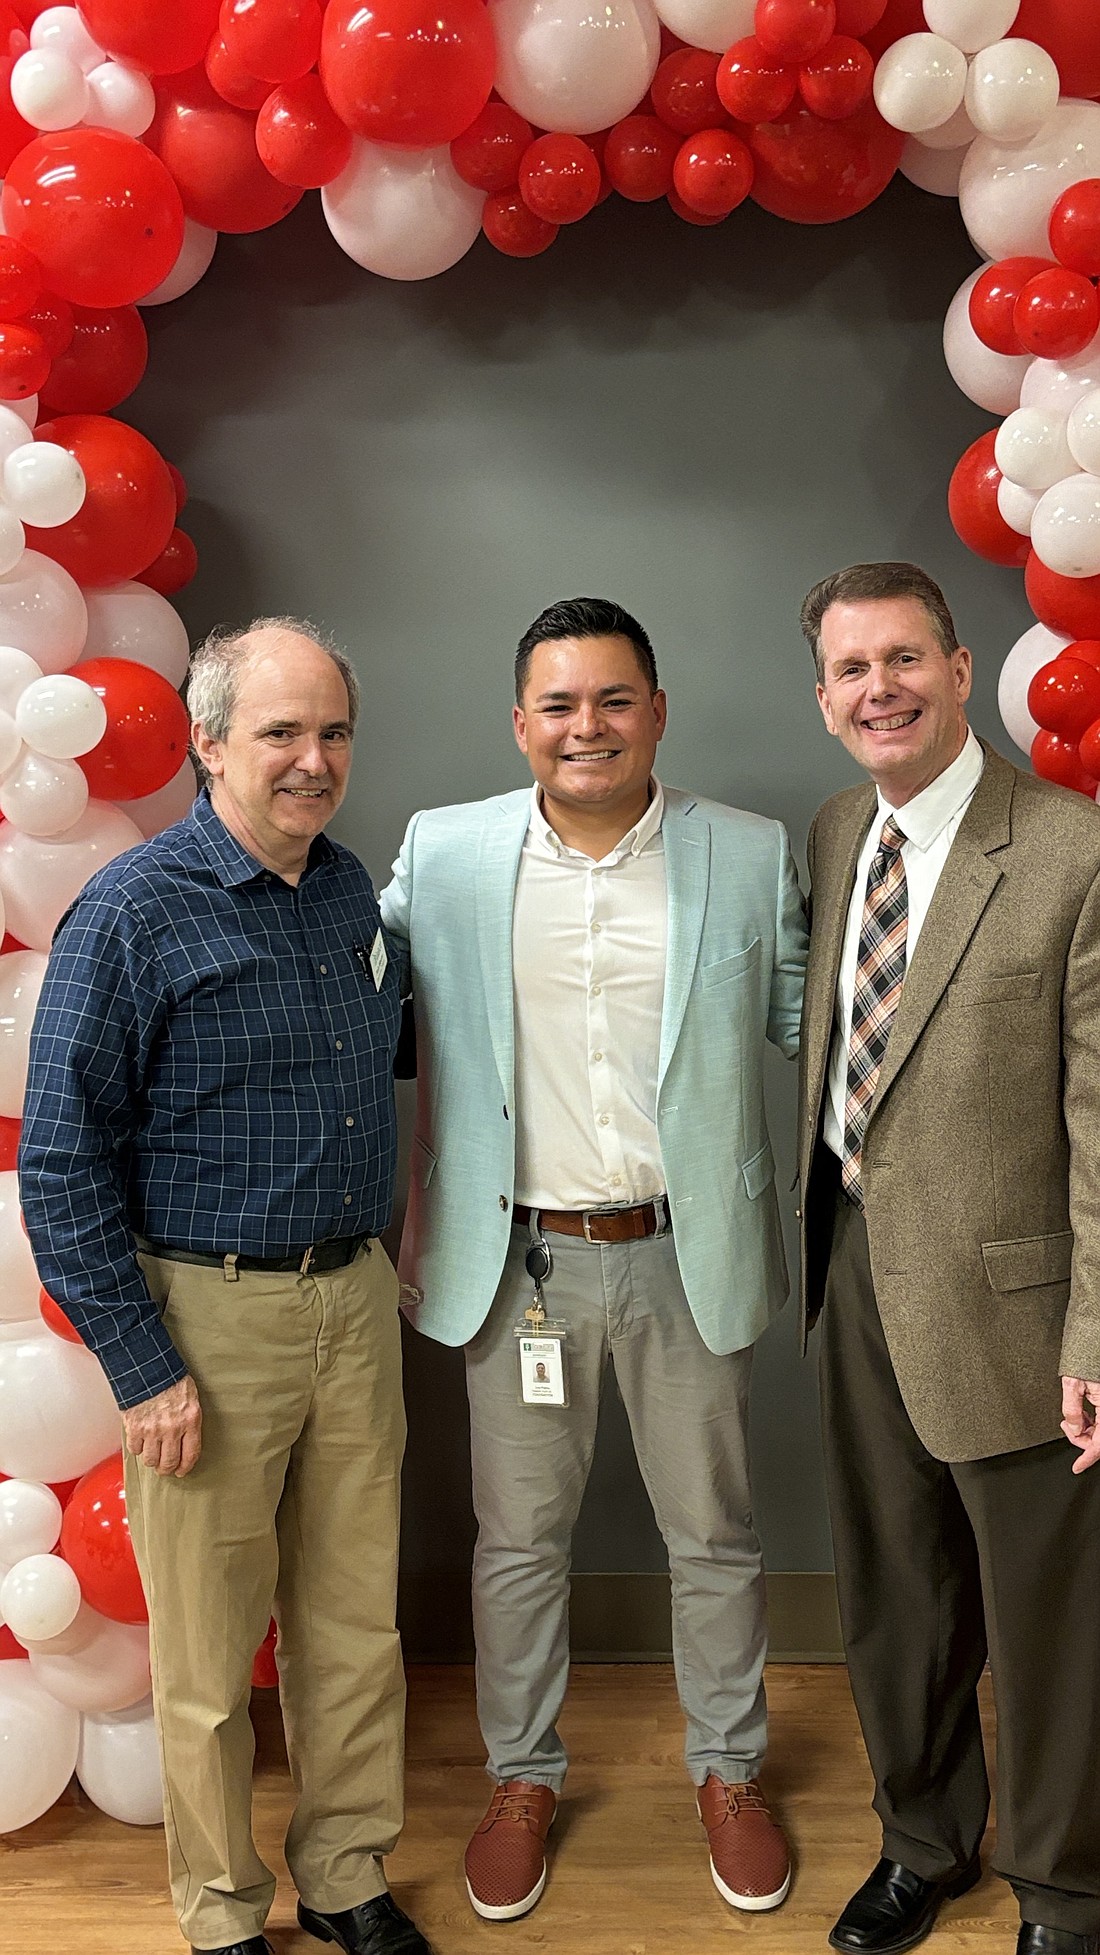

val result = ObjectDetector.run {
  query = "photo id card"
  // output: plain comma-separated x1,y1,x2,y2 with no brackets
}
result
516,1330,568,1406
369,928,388,990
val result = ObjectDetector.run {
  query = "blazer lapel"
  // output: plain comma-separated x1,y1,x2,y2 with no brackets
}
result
476,798,528,1102
659,794,709,1086
803,786,876,1137
867,744,1013,1121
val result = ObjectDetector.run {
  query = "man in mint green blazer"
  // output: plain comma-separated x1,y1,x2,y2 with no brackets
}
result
381,598,807,1928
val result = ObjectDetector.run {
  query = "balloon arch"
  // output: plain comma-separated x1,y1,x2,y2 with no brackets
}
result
0,0,1099,1838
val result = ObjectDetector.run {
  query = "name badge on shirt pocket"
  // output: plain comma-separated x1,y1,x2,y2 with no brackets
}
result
355,930,388,990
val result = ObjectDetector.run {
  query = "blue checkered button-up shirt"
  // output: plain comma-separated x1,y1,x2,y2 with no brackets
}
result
19,791,403,1410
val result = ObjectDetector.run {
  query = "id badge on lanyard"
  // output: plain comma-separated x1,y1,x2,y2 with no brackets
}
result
513,1223,569,1407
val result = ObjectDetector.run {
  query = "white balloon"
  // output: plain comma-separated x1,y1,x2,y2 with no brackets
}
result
119,759,197,840
997,473,1040,534
0,751,89,837
998,620,1070,754
1032,472,1100,578
489,0,661,134
0,801,141,949
0,512,26,576
137,219,217,306
0,410,35,471
2,444,85,529
919,97,977,148
995,405,1076,491
8,396,37,431
17,1597,98,1656
943,266,1030,414
899,136,969,195
1067,388,1100,474
921,0,1019,53
0,647,43,717
0,1167,42,1320
0,953,44,1118
0,1552,81,1641
30,7,104,73
77,1696,163,1826
0,1661,79,1831
652,0,752,55
11,47,89,130
0,551,87,673
0,1481,61,1564
873,33,967,134
82,61,155,137
1021,345,1100,416
31,1609,150,1713
0,1319,119,1480
964,37,1060,144
0,709,20,778
959,99,1100,261
323,143,485,282
80,581,189,689
16,672,107,760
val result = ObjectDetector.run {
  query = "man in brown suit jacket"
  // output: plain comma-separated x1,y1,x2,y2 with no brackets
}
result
798,562,1100,1955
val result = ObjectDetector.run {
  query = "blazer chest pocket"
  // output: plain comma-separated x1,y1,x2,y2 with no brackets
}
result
950,971,1042,1006
742,1139,775,1200
702,938,761,988
982,1230,1072,1293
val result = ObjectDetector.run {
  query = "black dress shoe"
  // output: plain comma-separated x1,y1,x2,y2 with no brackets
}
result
298,1894,433,1955
1017,1928,1100,1955
192,1941,273,1954
829,1856,982,1954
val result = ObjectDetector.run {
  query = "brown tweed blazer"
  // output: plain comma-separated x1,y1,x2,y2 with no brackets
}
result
798,739,1100,1463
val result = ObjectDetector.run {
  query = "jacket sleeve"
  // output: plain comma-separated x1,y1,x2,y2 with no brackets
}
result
767,821,809,1061
1060,861,1100,1380
379,809,420,959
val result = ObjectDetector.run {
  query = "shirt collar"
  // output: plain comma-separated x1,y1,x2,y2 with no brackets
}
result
527,777,665,864
189,787,338,888
877,727,984,853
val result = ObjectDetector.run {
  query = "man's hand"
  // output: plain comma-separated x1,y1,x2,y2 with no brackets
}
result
122,1375,202,1478
1060,1376,1100,1474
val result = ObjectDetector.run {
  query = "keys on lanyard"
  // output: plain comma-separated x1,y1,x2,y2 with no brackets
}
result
523,1235,553,1333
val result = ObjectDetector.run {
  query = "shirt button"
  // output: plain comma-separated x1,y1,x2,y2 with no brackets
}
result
335,1040,344,1051
591,985,602,997
345,1116,355,1128
319,963,328,975
344,1194,353,1206
592,1051,604,1062
598,1113,610,1126
610,1174,623,1188
591,922,601,933
499,1195,509,1211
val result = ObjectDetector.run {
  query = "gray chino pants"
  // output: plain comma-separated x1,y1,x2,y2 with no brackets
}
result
465,1220,767,1792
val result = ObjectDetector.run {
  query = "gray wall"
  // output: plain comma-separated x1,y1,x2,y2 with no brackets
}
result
126,175,1033,1641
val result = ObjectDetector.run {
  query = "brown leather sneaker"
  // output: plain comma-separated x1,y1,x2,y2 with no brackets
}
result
698,1775,791,1911
464,1780,557,1921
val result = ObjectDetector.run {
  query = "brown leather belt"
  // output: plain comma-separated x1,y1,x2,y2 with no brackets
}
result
512,1200,667,1244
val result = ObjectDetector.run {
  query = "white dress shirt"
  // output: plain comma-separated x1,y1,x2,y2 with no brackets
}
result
824,728,985,1158
512,779,668,1209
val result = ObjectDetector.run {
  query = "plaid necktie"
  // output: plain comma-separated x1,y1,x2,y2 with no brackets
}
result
842,816,908,1210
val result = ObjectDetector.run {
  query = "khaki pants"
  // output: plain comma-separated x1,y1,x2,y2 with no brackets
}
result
125,1243,407,1950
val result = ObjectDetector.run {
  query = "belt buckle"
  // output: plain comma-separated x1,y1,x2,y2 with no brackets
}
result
299,1244,317,1276
581,1210,602,1244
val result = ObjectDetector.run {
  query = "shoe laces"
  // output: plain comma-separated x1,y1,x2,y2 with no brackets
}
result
718,1779,771,1819
487,1784,547,1830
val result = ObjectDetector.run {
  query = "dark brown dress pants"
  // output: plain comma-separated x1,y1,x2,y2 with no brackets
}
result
819,1188,1100,1936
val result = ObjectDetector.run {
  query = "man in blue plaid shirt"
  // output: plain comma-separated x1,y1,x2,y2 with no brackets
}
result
20,619,431,1955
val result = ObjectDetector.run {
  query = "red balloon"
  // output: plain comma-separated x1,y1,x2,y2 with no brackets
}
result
205,32,270,110
1028,654,1100,739
22,291,73,359
25,414,176,588
220,0,321,84
149,69,304,234
651,49,729,136
1030,728,1098,797
1013,267,1100,361
1049,181,1100,281
863,0,924,58
1081,717,1100,779
136,526,199,597
603,114,680,201
39,1285,84,1344
320,0,496,149
251,1617,279,1688
40,305,147,415
2,131,184,310
1012,0,1100,101
947,431,1029,569
451,102,533,195
77,0,220,76
755,0,836,63
717,38,798,124
0,321,48,400
0,238,39,321
59,1454,148,1625
673,128,753,218
0,1623,28,1658
833,0,886,28
481,189,558,257
167,463,188,515
1065,638,1100,672
519,134,601,225
256,74,353,188
746,96,902,223
799,35,873,119
0,1113,18,1169
1026,552,1100,639
76,658,192,801
967,254,1052,355
667,185,727,224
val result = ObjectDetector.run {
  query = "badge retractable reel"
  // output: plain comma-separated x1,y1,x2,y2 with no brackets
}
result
514,1220,569,1406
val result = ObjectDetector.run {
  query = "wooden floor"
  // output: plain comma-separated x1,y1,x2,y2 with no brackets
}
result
5,1664,1016,1954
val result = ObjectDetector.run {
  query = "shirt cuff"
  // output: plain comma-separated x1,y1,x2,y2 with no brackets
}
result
91,1316,189,1412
